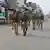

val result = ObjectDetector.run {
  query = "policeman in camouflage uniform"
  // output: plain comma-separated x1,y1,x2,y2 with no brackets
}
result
32,10,37,30
36,11,41,29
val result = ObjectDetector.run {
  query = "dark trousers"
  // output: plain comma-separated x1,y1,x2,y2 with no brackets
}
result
40,20,43,30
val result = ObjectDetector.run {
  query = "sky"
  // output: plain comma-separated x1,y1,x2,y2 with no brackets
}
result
27,0,50,15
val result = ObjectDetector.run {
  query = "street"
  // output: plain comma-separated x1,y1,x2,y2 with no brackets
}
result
0,19,50,50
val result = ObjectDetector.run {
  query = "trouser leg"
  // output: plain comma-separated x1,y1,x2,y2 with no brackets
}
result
33,20,36,30
41,20,43,30
23,22,28,36
38,19,40,29
14,23,18,35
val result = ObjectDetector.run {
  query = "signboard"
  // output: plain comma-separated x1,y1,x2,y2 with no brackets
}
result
0,12,8,18
0,12,5,16
0,12,5,19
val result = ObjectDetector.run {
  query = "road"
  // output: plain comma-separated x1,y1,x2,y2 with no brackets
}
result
0,19,50,50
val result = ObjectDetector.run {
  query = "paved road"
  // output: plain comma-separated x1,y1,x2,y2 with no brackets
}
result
0,19,50,50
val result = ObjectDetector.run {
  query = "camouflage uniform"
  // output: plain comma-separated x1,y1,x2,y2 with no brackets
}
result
23,21,28,36
32,13,36,30
36,17,41,29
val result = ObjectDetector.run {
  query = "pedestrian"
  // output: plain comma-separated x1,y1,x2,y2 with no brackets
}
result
32,10,37,30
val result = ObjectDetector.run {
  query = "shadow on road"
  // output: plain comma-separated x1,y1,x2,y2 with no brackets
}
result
26,33,50,39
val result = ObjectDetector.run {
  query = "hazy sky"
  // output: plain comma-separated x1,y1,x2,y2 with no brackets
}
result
27,0,50,14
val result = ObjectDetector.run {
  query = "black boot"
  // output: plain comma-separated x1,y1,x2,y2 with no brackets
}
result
33,28,35,30
23,32,26,36
26,28,28,31
15,32,18,36
33,22,35,30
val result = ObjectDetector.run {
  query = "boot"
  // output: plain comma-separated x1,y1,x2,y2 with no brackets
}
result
23,31,26,36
